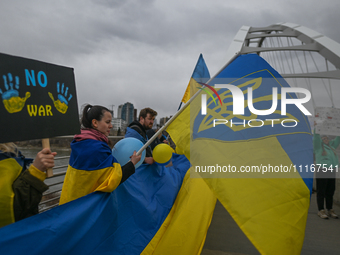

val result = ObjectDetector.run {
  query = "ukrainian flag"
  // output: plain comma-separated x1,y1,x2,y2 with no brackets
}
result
181,53,210,104
167,54,313,255
0,152,32,228
0,155,192,254
59,139,123,205
141,54,216,254
0,155,217,255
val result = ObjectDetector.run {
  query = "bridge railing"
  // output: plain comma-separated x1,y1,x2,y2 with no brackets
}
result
39,156,68,212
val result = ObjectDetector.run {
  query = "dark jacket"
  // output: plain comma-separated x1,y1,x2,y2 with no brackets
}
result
12,168,49,221
146,129,161,150
127,120,152,158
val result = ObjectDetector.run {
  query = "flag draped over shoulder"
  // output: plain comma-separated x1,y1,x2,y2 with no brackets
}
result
0,154,191,255
167,54,313,255
59,139,123,205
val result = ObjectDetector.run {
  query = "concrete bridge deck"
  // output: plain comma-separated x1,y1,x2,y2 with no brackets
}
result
202,192,340,255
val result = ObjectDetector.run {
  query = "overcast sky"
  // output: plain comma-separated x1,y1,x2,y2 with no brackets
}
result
0,0,339,120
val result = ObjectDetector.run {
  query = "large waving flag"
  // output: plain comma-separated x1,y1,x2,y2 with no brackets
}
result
167,54,313,255
0,155,191,254
0,155,216,255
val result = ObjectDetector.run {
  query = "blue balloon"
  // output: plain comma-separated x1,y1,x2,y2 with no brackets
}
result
112,137,146,169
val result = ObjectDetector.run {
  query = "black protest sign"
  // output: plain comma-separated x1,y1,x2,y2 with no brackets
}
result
0,53,80,143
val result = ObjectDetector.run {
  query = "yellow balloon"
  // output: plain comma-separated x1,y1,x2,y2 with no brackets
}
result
153,143,173,164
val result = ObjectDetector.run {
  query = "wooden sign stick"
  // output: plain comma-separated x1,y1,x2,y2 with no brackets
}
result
41,138,53,177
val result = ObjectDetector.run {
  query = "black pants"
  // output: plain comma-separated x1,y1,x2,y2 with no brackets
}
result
316,178,336,211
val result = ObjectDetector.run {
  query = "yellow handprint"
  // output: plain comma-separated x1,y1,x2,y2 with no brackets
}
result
48,82,72,114
1,73,31,113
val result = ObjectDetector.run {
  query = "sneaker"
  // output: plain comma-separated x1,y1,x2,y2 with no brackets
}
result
317,210,329,219
327,209,338,219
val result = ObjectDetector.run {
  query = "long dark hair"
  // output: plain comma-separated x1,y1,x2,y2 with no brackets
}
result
81,104,110,129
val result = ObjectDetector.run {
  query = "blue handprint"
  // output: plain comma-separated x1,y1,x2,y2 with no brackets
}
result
0,73,30,113
48,82,73,114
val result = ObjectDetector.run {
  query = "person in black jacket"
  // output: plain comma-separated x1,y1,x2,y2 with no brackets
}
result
0,143,56,228
146,128,170,150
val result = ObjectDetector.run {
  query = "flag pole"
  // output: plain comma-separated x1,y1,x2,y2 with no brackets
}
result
136,52,241,156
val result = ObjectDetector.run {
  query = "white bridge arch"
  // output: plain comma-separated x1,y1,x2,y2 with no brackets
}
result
225,22,340,112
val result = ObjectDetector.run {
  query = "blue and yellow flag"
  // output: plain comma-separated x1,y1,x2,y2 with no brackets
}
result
0,152,31,228
167,54,313,255
140,54,216,254
0,155,195,254
59,139,123,205
181,53,210,104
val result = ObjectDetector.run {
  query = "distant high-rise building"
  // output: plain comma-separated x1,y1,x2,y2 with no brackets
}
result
160,117,171,127
134,109,137,121
152,118,158,130
118,102,134,125
117,105,123,119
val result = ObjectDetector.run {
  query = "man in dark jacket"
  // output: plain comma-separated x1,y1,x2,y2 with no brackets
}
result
126,108,157,164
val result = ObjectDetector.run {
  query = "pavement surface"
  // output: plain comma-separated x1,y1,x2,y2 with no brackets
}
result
201,192,340,255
